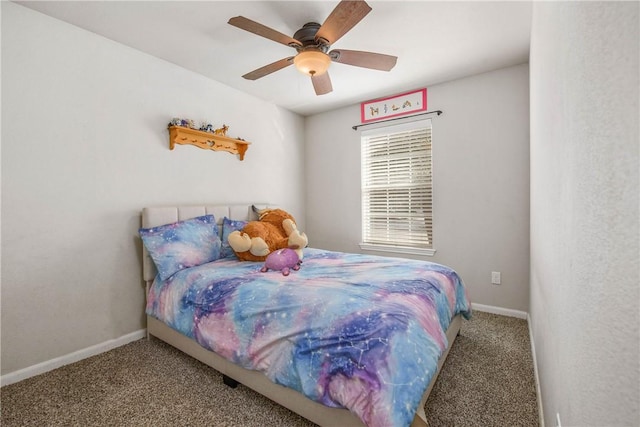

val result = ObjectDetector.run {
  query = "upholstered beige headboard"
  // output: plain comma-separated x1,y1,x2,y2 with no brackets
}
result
141,205,262,282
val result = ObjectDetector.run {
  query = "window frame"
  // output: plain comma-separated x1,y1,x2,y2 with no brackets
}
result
359,118,436,257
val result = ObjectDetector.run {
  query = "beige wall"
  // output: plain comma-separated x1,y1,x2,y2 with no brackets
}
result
305,64,531,312
1,2,305,376
530,2,639,426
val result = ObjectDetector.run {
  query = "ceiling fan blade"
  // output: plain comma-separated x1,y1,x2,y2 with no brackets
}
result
329,49,397,71
311,72,333,95
242,57,294,80
229,16,302,48
315,0,372,45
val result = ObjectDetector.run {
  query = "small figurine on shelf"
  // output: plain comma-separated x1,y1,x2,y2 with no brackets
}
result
214,124,229,136
169,117,197,129
200,122,215,133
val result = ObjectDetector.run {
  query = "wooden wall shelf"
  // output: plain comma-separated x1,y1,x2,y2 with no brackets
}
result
169,126,251,160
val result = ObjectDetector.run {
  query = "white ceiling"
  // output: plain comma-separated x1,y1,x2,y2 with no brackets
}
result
15,1,532,116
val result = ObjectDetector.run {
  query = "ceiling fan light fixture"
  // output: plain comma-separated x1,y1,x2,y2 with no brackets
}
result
294,50,331,76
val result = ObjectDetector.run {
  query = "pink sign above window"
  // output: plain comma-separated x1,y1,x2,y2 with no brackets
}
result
361,88,427,123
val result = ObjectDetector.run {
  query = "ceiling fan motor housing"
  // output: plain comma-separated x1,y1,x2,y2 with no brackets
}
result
292,22,329,53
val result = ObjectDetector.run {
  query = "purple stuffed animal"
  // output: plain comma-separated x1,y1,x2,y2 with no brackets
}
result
260,248,301,276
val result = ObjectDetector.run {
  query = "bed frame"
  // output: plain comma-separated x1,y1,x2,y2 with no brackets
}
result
142,205,461,427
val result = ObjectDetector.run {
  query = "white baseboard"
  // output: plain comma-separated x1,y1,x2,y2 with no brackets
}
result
472,303,528,319
528,313,545,427
1,329,146,387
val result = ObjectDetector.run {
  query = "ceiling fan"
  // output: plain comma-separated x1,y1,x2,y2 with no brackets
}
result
228,0,397,96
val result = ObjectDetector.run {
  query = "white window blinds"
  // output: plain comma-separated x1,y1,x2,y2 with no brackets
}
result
361,119,433,253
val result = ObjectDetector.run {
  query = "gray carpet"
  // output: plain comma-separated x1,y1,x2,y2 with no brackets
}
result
1,311,539,426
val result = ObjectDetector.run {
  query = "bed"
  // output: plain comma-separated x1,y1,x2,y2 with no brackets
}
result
141,205,471,427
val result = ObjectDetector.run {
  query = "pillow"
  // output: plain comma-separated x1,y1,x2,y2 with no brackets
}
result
220,217,248,259
139,215,221,280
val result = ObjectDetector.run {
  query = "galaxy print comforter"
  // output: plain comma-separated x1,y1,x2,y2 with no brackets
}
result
146,248,471,427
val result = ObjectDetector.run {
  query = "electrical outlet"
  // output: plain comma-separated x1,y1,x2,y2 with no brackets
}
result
491,271,501,285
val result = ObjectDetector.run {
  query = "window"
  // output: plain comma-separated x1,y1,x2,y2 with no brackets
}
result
360,119,434,256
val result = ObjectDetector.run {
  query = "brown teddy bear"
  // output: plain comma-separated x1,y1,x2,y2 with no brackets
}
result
227,206,308,262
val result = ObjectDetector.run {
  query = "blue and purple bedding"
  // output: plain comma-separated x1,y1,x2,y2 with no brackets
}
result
146,248,471,427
